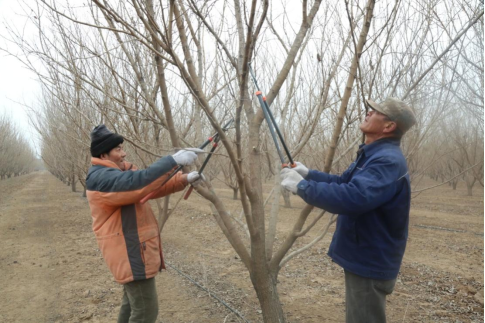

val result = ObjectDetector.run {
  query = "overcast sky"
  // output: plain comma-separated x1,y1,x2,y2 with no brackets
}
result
0,0,41,153
0,0,306,156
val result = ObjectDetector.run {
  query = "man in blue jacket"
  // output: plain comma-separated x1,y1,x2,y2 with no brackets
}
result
280,98,416,323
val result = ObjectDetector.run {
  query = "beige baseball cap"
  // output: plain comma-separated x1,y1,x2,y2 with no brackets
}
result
366,97,417,134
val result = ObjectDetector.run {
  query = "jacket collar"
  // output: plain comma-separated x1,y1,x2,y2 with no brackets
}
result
358,138,401,158
91,157,135,171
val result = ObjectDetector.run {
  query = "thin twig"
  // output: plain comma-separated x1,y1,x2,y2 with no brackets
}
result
411,163,480,196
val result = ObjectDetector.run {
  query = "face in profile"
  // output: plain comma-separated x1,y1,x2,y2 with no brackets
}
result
101,144,127,170
360,108,395,136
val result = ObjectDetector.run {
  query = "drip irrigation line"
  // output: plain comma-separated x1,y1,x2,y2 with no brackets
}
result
414,224,483,236
165,261,250,323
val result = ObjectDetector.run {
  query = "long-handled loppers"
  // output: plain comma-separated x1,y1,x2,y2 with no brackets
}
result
140,118,234,204
183,118,233,200
248,63,295,168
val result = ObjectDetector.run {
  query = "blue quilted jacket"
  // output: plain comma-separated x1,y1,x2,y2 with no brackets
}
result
297,138,411,280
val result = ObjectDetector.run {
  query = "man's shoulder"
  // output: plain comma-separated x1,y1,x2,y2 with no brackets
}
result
364,141,408,177
373,140,404,158
87,164,120,176
86,165,121,190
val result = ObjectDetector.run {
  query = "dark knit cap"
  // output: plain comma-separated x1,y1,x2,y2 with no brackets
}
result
90,124,124,157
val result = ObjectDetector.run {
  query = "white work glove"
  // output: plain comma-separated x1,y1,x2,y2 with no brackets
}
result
293,161,309,178
280,168,304,194
172,148,204,166
187,171,206,187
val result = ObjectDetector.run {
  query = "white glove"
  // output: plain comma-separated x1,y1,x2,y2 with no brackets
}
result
187,171,206,187
280,168,304,194
293,161,309,178
172,148,204,166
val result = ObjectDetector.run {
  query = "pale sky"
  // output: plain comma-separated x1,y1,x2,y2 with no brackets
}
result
0,0,41,154
0,0,308,157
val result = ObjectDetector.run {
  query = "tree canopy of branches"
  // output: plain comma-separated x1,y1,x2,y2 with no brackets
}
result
2,0,483,321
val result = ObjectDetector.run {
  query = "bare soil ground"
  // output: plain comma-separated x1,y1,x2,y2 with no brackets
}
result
0,171,483,322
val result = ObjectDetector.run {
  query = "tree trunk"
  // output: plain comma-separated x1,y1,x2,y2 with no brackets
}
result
209,203,218,216
324,0,375,171
465,176,476,196
232,187,239,200
282,189,291,208
71,175,76,192
250,238,286,323
251,272,285,323
82,188,87,198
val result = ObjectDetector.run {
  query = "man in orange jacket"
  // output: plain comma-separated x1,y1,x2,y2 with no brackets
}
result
86,125,203,323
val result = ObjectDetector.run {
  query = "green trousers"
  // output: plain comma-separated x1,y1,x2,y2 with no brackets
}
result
117,277,159,323
345,270,396,323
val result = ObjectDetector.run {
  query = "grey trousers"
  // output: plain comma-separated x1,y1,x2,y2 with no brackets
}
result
118,277,159,323
345,270,396,323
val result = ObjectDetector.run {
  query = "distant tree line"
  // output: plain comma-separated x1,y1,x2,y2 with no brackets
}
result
0,114,36,179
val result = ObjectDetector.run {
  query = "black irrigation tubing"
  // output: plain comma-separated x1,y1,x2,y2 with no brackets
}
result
414,224,484,236
165,261,250,323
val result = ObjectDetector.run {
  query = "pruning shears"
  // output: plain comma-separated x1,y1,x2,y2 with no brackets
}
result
183,118,234,200
248,63,295,168
140,118,234,204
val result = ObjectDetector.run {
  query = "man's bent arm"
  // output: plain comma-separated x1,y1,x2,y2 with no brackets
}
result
87,156,178,206
297,158,401,215
306,169,344,183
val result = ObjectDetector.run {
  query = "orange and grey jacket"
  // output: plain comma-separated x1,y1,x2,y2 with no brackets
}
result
86,156,187,284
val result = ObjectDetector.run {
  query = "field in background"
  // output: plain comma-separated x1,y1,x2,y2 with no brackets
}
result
0,172,482,322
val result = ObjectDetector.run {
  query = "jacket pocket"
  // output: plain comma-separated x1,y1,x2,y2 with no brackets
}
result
138,229,160,267
140,241,146,264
